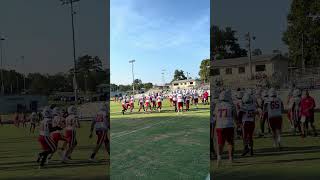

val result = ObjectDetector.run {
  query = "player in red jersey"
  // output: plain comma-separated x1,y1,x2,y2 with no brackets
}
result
214,90,236,166
239,93,257,156
89,103,110,161
300,89,317,137
62,106,80,163
264,88,284,150
203,91,209,105
37,107,57,168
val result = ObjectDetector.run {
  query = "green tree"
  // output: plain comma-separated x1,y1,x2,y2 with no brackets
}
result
252,48,263,56
172,70,187,82
211,25,247,60
283,0,320,67
198,59,210,82
143,82,153,90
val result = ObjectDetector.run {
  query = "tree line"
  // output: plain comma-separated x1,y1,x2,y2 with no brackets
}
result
0,55,108,95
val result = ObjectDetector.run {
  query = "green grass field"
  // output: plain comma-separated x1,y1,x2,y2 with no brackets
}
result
110,100,210,180
0,122,109,180
212,113,320,180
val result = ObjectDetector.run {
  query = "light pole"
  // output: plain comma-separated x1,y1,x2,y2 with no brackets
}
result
161,69,166,86
245,32,256,80
20,56,26,92
61,0,80,105
129,60,135,94
0,36,5,95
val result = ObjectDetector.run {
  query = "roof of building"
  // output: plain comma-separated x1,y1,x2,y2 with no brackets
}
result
212,54,289,68
171,79,200,84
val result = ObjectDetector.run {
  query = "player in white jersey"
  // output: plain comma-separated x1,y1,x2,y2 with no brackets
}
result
214,90,236,166
177,93,184,113
193,91,199,108
239,93,257,156
89,103,110,161
234,91,244,139
259,90,270,136
37,107,57,168
29,112,38,134
62,106,80,162
145,95,151,112
156,95,163,112
138,95,145,112
172,94,177,112
151,95,157,110
129,96,135,112
121,98,128,115
288,89,302,134
185,93,191,111
264,88,284,149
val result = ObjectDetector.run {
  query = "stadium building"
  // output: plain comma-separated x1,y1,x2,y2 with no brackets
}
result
212,54,289,88
171,79,201,90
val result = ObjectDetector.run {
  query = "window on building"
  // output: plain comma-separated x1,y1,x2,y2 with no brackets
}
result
256,65,266,72
238,67,245,74
226,68,232,74
213,68,220,76
190,82,194,85
174,83,178,86
184,83,186,85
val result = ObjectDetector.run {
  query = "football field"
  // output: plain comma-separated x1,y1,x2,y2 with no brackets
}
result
0,122,109,180
110,100,210,179
212,113,320,180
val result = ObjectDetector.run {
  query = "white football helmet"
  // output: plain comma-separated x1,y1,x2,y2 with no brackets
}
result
268,88,277,97
68,106,77,115
52,107,61,116
42,106,52,118
242,93,252,104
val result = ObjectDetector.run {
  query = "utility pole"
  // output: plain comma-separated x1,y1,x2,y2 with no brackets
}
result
245,32,255,80
301,33,304,72
0,36,5,95
129,60,135,94
21,56,26,92
61,0,80,105
161,69,166,86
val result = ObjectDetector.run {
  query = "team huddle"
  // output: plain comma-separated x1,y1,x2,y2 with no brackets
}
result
211,87,317,166
119,89,210,114
19,103,110,169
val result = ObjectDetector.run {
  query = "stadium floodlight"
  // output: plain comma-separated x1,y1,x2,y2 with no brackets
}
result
60,0,80,105
0,36,5,95
129,60,135,94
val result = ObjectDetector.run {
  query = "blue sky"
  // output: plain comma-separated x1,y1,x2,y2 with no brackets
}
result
111,0,210,85
0,0,107,74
